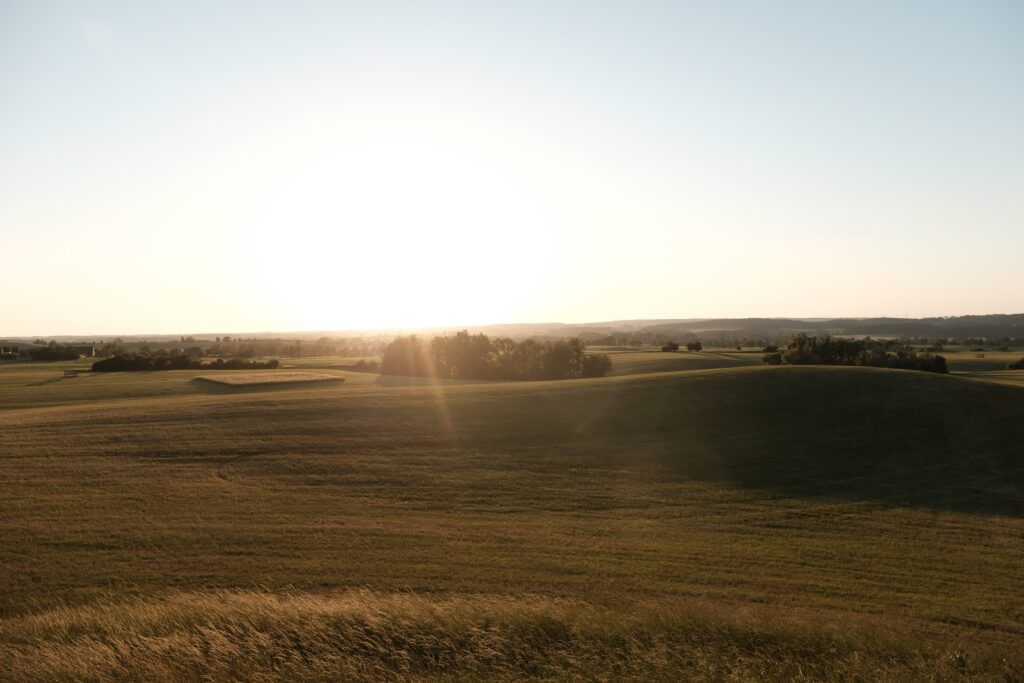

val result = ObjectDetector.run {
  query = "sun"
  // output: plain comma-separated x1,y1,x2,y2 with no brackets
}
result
223,113,560,331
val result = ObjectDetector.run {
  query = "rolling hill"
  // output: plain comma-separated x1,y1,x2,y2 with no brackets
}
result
1,363,1022,680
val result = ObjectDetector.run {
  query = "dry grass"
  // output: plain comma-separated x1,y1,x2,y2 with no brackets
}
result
2,589,1016,682
1,363,1022,680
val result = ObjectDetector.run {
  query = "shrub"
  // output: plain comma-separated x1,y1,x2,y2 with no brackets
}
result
686,341,703,352
762,352,782,365
1008,358,1024,370
661,341,679,352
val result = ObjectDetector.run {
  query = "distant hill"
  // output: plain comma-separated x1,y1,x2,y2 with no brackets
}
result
628,314,1024,341
447,314,1022,341
5,313,1023,343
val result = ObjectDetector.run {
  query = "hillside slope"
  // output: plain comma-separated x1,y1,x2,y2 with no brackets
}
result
1,365,1022,680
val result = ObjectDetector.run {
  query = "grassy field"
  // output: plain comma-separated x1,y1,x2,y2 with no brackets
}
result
1,358,1022,680
604,349,760,375
195,372,347,387
940,350,1023,373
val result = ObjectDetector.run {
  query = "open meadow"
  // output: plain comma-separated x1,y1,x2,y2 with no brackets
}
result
1,352,1023,681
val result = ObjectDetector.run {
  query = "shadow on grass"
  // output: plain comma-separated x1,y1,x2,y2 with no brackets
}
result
634,371,1024,516
25,376,66,387
442,367,1024,517
190,377,345,394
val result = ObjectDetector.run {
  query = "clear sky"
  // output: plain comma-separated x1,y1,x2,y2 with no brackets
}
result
2,1,1022,335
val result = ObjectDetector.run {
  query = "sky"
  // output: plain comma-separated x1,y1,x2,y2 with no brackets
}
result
1,0,1022,336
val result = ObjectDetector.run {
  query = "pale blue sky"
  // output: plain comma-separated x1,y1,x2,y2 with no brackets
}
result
2,1,1022,335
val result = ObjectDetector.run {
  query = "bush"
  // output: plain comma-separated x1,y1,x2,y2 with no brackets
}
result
762,352,782,365
661,341,679,352
686,341,703,352
1008,358,1024,370
763,345,779,353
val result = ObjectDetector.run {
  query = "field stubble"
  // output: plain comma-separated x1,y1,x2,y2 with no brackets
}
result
0,358,1022,680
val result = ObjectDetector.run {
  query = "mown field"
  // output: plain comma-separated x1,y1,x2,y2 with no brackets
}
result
603,349,761,375
1,354,1023,681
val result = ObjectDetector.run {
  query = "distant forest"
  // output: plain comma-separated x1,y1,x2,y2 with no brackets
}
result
0,342,83,361
4,315,1022,371
579,314,1024,348
92,356,280,372
380,331,612,381
763,334,948,373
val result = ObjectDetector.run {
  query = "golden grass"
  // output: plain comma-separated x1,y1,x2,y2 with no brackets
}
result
1,363,1022,680
2,589,1015,682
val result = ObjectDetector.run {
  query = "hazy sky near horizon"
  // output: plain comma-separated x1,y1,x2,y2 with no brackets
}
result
2,1,1022,335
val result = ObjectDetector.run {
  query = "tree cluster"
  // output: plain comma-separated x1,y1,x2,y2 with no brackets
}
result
27,345,82,361
661,340,704,352
765,334,947,373
1009,358,1024,370
380,331,612,381
92,355,280,372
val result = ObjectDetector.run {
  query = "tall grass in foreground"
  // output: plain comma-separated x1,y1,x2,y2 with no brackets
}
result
1,590,1017,682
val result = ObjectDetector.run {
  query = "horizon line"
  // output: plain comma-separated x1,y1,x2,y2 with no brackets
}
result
4,312,1023,341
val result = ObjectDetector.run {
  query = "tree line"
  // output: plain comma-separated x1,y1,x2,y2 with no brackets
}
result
90,336,387,360
661,340,703,352
762,334,948,373
380,331,612,381
0,342,84,361
92,355,280,372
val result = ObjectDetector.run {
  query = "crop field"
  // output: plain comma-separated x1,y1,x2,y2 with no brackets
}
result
604,349,760,376
942,350,1024,373
1,355,1023,681
194,372,347,387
